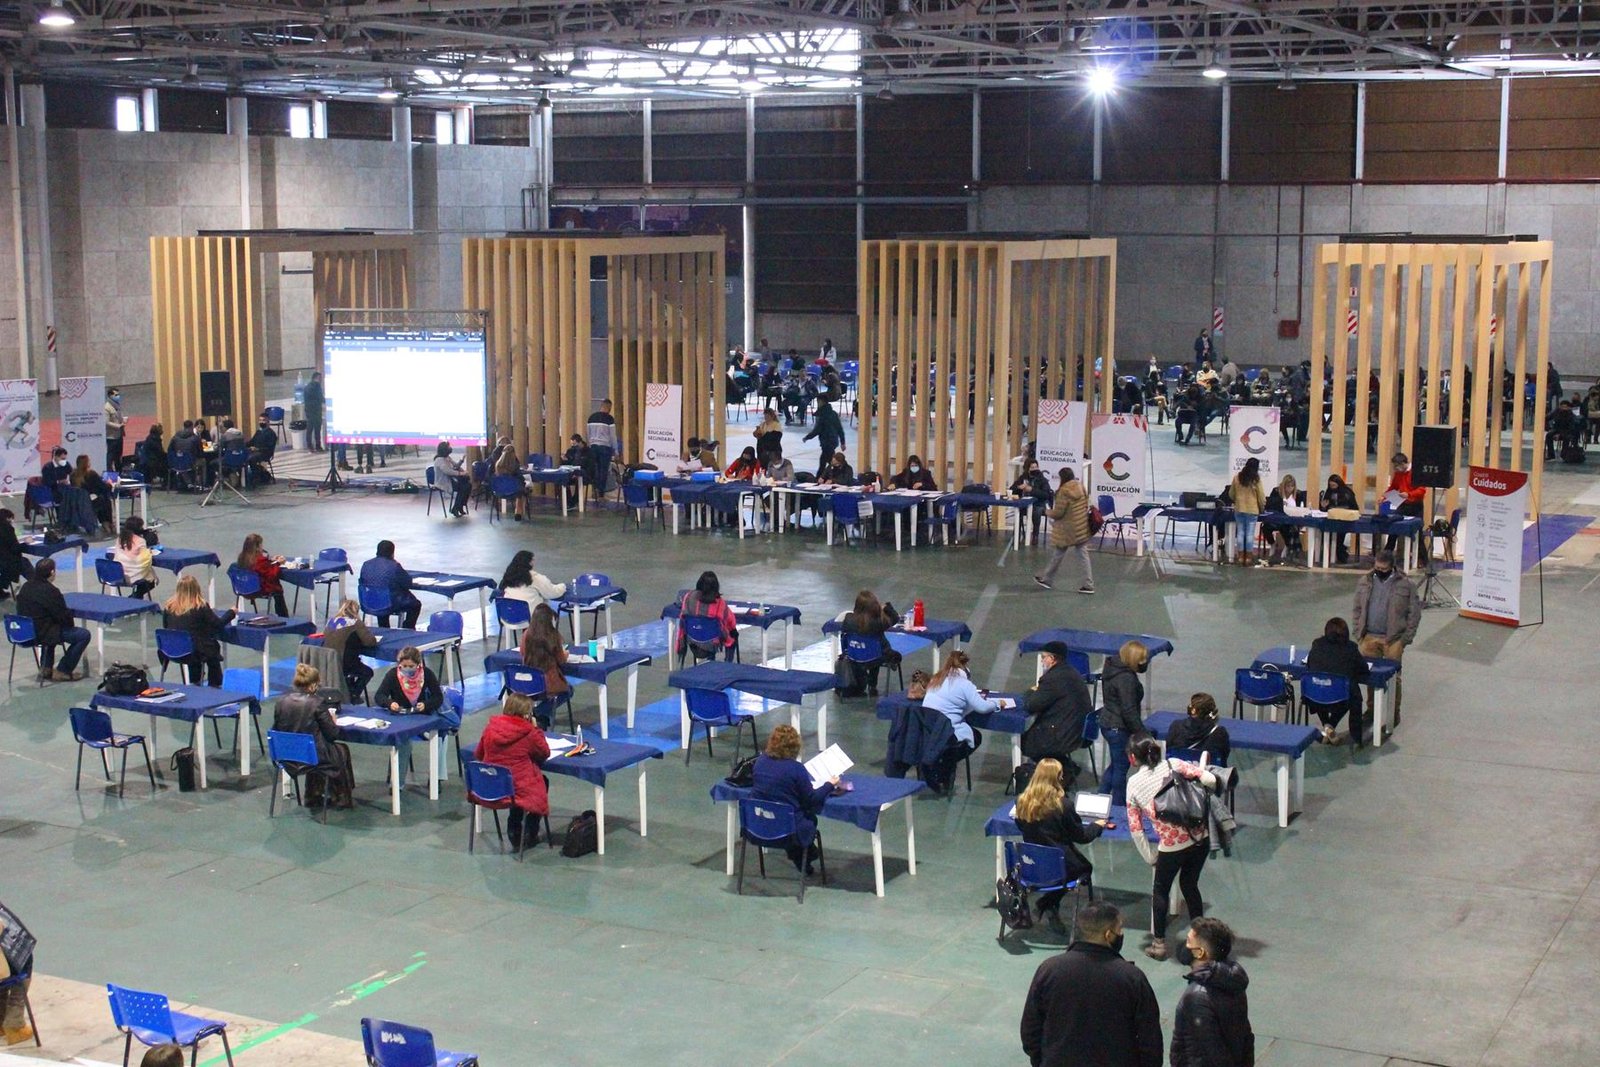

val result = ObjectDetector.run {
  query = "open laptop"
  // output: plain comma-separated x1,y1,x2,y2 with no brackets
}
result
1074,792,1113,820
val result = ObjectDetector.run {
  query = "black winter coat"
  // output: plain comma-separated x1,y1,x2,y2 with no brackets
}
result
1022,661,1092,764
1098,658,1146,736
1170,960,1254,1067
1021,942,1163,1067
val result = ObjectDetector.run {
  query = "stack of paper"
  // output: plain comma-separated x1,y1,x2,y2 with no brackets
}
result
335,715,389,729
547,737,578,756
804,743,854,789
136,692,186,705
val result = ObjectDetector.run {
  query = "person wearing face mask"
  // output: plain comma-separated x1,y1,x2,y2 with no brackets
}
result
802,396,845,474
817,451,854,486
40,447,71,490
1383,451,1428,561
1020,901,1163,1067
373,646,444,715
1169,917,1255,1067
1319,473,1359,564
103,388,126,473
1351,548,1419,728
1097,640,1149,805
889,454,937,492
1021,641,1093,781
724,446,760,481
1009,460,1053,541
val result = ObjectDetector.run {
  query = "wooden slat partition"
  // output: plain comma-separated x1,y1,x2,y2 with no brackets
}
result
1307,239,1552,518
465,235,724,468
856,236,1117,495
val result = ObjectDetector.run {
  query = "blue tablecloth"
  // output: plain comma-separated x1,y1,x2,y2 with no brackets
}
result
334,707,450,746
1252,645,1400,689
952,492,1034,513
542,737,662,788
483,646,653,687
91,684,259,724
1306,514,1424,539
222,615,316,652
668,662,836,705
63,592,160,624
1019,628,1176,659
306,626,454,664
1144,710,1320,757
526,467,583,488
662,598,802,631
862,492,937,516
823,618,972,655
144,547,221,576
408,571,496,599
556,583,628,609
277,559,351,591
873,691,1028,735
18,534,88,560
669,481,769,515
984,800,1151,843
711,774,926,833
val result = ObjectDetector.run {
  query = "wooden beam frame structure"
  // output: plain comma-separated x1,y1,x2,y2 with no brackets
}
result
462,234,725,468
856,237,1118,493
1308,239,1552,519
150,233,413,436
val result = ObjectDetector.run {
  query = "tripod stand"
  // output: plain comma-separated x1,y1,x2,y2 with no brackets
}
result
1419,487,1458,609
318,443,345,494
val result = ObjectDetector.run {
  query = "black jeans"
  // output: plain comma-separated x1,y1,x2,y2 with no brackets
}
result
378,594,422,630
507,804,544,849
1152,841,1208,938
931,728,982,791
182,654,224,688
346,661,374,701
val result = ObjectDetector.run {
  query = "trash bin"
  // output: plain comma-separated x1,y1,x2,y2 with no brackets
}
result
288,418,308,452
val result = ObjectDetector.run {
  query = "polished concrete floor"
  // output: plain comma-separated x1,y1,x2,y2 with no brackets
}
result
2,409,1596,1067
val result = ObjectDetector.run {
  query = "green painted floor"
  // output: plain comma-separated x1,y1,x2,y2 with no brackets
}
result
2,427,1597,1067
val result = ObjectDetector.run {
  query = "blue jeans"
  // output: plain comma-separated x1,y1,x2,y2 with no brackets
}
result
1098,727,1130,806
41,625,91,675
1235,513,1259,557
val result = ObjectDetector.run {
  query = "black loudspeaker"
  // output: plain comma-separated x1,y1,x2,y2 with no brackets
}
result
1411,424,1456,488
199,371,232,418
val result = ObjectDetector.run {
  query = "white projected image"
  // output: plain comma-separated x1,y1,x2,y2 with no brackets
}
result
324,328,489,446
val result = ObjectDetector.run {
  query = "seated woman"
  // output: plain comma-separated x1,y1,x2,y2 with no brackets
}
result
754,408,784,461
160,575,235,687
1262,474,1305,565
373,645,444,714
110,517,158,599
1165,693,1231,766
497,549,567,606
562,434,591,507
474,691,551,850
920,650,1000,794
518,604,571,725
1320,473,1360,564
724,446,761,481
491,440,529,522
752,723,838,875
676,570,738,663
889,455,937,492
322,598,379,699
237,532,289,616
1013,757,1112,927
836,589,901,697
139,424,168,486
0,507,32,593
432,441,470,517
66,455,112,533
270,663,354,808
1009,459,1054,541
816,451,854,486
1305,615,1370,746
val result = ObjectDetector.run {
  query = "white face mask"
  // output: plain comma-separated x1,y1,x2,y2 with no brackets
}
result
909,465,921,474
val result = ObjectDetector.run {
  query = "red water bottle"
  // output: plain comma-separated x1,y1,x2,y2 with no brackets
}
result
912,598,925,628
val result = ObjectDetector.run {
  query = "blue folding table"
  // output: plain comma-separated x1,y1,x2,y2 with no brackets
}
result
552,580,627,642
824,617,972,673
950,491,1037,549
541,737,663,854
668,661,836,752
408,571,496,638
875,691,1027,768
222,615,316,697
277,557,352,625
137,547,222,603
19,533,89,590
63,592,159,674
662,597,802,668
711,775,926,897
525,466,585,515
1252,644,1402,747
1144,710,1321,827
90,684,261,789
984,800,1154,881
306,626,462,683
482,646,653,738
333,707,450,815
1020,627,1177,710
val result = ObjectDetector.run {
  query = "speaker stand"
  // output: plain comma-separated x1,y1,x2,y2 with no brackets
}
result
1420,487,1458,609
318,444,345,495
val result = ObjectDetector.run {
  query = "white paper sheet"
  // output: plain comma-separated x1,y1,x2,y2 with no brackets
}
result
804,743,853,788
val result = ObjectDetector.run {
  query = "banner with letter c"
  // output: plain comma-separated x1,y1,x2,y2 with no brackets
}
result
59,376,105,466
0,379,39,496
1035,399,1087,488
1228,405,1281,484
642,382,683,466
1460,465,1528,627
1090,413,1149,506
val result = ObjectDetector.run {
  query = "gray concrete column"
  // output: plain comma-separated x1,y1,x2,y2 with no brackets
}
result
642,98,653,186
392,104,413,230
1354,82,1366,181
5,67,31,378
1220,82,1231,182
141,88,159,132
21,82,54,389
227,96,249,228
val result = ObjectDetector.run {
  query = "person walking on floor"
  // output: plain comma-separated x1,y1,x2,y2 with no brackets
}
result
803,398,845,475
1035,468,1093,593
103,387,126,473
1019,901,1163,1067
1350,548,1420,731
1125,736,1218,962
1169,917,1255,1067
303,371,325,451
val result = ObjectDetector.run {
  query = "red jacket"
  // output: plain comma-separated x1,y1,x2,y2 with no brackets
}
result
1387,468,1425,506
251,553,283,595
474,714,551,814
677,591,738,651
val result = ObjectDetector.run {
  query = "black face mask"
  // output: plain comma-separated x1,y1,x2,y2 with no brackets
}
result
1373,569,1393,581
1110,932,1125,954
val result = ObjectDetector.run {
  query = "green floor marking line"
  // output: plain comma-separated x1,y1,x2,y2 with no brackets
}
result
197,953,428,1066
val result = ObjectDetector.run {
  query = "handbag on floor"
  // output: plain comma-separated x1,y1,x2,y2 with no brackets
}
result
171,747,196,792
561,810,598,857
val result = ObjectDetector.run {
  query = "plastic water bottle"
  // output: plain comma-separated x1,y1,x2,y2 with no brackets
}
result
576,724,585,750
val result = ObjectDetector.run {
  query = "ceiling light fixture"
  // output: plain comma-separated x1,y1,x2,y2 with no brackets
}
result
377,77,400,100
876,84,894,101
1202,50,1228,79
38,0,75,28
536,90,552,110
181,63,200,85
889,0,920,33
1087,65,1117,96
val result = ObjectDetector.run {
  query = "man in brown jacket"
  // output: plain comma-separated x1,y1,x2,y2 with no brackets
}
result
1035,468,1094,594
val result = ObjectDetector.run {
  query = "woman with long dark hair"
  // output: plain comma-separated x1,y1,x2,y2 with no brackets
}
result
1229,457,1265,566
676,570,737,663
837,589,901,696
237,532,288,616
497,549,566,603
432,441,470,517
111,516,158,599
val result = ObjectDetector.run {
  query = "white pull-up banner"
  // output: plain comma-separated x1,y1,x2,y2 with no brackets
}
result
642,382,683,466
1035,399,1087,488
1089,413,1150,507
1460,465,1528,627
1228,405,1281,484
0,379,39,496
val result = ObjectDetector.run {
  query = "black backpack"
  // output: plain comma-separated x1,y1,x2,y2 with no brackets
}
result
98,663,149,697
1561,441,1586,464
996,870,1033,931
561,810,599,857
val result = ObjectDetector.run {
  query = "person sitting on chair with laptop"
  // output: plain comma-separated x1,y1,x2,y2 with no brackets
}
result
1014,757,1112,930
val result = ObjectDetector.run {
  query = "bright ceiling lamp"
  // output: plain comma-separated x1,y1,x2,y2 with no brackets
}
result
1087,65,1117,95
376,77,401,101
38,0,75,27
1202,50,1228,79
889,0,919,33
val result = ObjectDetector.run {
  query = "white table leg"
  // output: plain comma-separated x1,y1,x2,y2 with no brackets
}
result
894,513,902,552
1276,755,1290,828
626,666,639,729
259,646,270,699
871,828,885,897
1292,754,1304,815
679,690,690,749
578,475,585,514
995,836,1005,882
1372,686,1388,747
207,566,216,606
672,500,680,535
784,622,794,670
597,680,610,739
725,803,736,876
826,511,834,545
1011,734,1022,769
148,713,160,762
760,627,770,664
930,644,939,673
666,619,676,664
817,699,828,752
593,783,606,855
428,734,440,800
238,704,250,777
194,715,209,789
637,766,648,837
389,749,401,815
790,705,800,739
75,549,84,591
905,796,917,875
94,621,105,675
476,587,488,643
603,602,613,638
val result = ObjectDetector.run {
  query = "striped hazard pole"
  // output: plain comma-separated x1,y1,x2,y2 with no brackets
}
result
1346,308,1358,336
45,324,55,358
1212,306,1224,334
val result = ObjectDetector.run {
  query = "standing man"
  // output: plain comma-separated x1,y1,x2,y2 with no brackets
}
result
103,387,125,473
1193,330,1211,369
1351,549,1420,732
803,396,844,476
1020,901,1162,1067
303,371,325,452
1035,468,1094,594
1170,917,1255,1067
15,559,91,682
586,398,617,501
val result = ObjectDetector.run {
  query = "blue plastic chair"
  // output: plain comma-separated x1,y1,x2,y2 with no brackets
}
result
491,595,530,651
106,982,234,1067
359,582,394,625
462,759,548,860
69,706,154,797
488,474,524,523
227,564,268,613
1096,494,1141,552
360,1016,479,1067
5,613,45,684
830,493,865,543
25,482,57,528
155,627,195,683
842,631,902,692
1234,667,1294,721
426,610,465,683
921,498,960,545
266,730,335,822
684,687,757,767
623,482,665,530
503,665,575,732
736,798,825,902
0,966,38,1046
218,444,252,488
265,404,286,442
166,447,197,491
1299,671,1353,730
678,612,737,667
423,467,448,515
1066,649,1101,704
1081,709,1101,778
95,557,136,597
558,572,614,642
1000,840,1088,939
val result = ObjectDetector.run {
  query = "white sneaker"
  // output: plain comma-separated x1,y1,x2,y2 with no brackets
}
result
1077,585,1095,595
